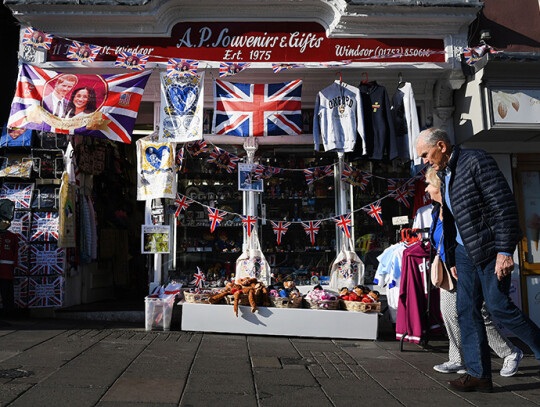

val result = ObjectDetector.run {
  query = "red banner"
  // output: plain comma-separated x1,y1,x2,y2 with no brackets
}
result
48,22,445,64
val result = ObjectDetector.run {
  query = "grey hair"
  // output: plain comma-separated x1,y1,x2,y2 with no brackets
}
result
417,127,451,147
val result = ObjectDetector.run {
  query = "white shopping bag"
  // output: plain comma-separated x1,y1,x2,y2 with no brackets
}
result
235,228,271,285
329,238,364,290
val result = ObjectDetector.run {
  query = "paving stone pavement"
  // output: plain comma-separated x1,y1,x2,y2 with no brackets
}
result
0,317,539,407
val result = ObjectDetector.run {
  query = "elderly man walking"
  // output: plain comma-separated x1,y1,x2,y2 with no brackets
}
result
416,127,540,393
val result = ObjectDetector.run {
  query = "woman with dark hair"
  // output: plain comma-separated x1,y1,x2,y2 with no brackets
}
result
66,87,97,118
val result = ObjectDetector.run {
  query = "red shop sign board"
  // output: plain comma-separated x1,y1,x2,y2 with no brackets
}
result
48,22,445,64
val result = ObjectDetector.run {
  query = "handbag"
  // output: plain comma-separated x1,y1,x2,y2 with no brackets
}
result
430,229,455,292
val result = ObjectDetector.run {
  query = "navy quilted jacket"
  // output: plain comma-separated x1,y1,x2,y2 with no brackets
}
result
439,146,522,266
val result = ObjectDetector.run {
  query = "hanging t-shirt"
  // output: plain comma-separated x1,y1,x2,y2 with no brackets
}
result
391,82,420,163
313,81,365,153
136,137,176,200
347,81,397,161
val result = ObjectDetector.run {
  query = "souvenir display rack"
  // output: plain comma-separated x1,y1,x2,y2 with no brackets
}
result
0,130,66,310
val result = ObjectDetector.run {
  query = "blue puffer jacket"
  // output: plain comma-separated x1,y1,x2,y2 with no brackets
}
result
439,146,522,266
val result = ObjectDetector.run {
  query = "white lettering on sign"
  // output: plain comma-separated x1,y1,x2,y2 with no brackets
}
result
175,26,324,54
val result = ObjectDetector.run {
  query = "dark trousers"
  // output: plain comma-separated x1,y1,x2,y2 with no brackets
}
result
0,279,14,314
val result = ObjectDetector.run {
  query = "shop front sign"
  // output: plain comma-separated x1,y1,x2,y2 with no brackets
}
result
48,22,445,64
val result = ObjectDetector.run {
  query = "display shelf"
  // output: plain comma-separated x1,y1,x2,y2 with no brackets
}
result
181,302,378,339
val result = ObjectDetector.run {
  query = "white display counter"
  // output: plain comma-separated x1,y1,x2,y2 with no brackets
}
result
181,302,378,340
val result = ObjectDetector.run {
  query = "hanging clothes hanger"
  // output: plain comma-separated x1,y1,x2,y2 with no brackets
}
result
335,71,343,85
361,72,372,85
397,72,406,89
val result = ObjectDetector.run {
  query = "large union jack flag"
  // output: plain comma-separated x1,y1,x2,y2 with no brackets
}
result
28,276,64,308
30,243,65,275
8,64,151,143
0,183,34,209
31,212,59,242
213,79,302,137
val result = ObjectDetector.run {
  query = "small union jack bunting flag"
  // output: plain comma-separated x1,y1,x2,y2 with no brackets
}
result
208,147,240,173
174,194,194,217
341,164,371,190
207,207,226,233
392,187,411,209
219,62,250,77
387,178,407,194
66,40,101,63
175,147,185,173
21,27,53,50
304,165,334,185
333,214,352,239
272,63,304,73
363,201,383,226
190,267,206,288
185,139,209,156
301,221,322,245
241,215,257,237
167,58,198,77
114,52,149,71
270,221,291,245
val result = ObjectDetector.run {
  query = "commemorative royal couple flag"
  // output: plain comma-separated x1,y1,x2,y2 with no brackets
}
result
8,64,151,143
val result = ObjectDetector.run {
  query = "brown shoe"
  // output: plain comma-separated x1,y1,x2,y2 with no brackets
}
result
447,374,493,393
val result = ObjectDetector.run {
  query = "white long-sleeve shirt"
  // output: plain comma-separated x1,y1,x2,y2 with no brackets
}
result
313,81,365,153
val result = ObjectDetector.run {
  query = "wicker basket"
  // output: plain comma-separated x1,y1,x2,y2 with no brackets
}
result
225,294,251,306
270,296,303,308
303,298,340,310
184,290,218,304
340,300,381,313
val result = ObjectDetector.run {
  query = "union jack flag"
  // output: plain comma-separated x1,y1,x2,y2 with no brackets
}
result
14,277,28,308
387,178,408,194
248,164,265,182
114,52,149,71
9,211,30,242
27,276,64,308
363,201,383,225
258,165,282,180
167,58,199,77
21,27,53,50
333,213,352,239
174,194,194,217
175,147,184,173
302,221,322,245
304,165,334,185
272,63,304,73
185,139,209,156
208,146,240,173
241,215,257,237
8,64,151,143
66,41,101,63
320,60,352,67
342,164,372,190
207,207,226,233
462,44,501,65
213,79,302,137
392,187,411,208
270,221,291,245
190,267,206,288
219,62,251,77
15,243,29,276
30,243,65,275
0,183,34,209
31,212,59,242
